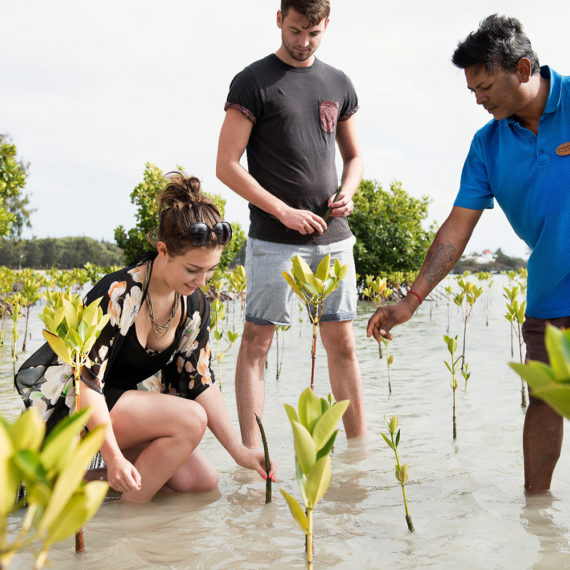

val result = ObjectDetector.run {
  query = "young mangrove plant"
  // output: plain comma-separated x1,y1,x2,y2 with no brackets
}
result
40,292,111,554
510,325,570,418
381,415,414,532
282,254,347,390
274,325,290,380
362,275,393,360
281,387,349,568
503,285,527,408
19,270,43,352
0,407,108,569
453,277,483,371
443,335,462,439
228,264,247,315
6,293,25,374
209,298,239,391
254,413,272,504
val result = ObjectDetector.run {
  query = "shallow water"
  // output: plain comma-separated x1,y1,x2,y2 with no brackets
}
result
2,275,570,569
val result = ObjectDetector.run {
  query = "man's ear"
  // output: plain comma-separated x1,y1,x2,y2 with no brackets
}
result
276,10,283,29
516,58,532,83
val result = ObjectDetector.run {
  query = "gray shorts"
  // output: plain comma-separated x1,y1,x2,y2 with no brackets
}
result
245,235,357,326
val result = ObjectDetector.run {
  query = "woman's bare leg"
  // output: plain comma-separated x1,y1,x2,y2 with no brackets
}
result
110,391,208,502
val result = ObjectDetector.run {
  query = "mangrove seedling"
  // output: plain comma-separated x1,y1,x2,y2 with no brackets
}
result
503,285,527,408
40,293,110,554
20,270,43,352
453,277,483,371
209,298,239,390
228,264,247,314
510,325,570,419
281,387,349,568
443,335,462,439
6,293,24,374
282,254,348,390
362,275,393,360
275,325,291,380
381,336,395,394
381,415,414,532
254,413,272,503
0,407,108,569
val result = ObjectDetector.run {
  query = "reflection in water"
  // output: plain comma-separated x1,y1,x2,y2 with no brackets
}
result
521,492,570,567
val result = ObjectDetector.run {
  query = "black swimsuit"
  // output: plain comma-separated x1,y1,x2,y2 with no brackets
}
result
103,299,186,410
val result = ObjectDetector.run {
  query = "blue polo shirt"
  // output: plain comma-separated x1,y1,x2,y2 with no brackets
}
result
455,66,570,319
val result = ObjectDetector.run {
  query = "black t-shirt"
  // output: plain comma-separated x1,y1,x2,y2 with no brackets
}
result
225,54,359,245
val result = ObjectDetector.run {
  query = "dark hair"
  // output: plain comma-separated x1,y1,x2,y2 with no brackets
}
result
155,172,223,256
452,14,539,74
281,0,330,26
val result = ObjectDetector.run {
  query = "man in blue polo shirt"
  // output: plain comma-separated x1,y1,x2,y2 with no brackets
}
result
367,14,570,493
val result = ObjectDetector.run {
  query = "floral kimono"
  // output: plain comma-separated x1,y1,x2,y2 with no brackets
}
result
15,254,215,432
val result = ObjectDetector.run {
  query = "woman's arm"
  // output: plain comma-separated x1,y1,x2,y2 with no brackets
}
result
195,385,276,481
79,385,142,493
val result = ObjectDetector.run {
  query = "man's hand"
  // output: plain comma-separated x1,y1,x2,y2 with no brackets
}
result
328,191,354,218
366,301,415,342
278,206,327,235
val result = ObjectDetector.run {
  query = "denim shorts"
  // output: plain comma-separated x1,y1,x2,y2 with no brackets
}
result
245,235,357,326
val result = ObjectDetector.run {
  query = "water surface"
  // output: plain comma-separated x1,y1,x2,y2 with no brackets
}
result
2,276,569,568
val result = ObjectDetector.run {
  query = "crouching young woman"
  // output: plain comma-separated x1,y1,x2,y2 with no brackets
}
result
15,172,276,502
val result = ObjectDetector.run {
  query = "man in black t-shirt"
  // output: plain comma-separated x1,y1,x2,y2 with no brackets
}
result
217,0,365,448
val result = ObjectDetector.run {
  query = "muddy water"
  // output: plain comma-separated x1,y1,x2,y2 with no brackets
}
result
2,276,570,569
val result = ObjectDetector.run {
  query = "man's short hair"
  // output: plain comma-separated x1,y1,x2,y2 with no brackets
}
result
452,14,540,74
281,0,330,26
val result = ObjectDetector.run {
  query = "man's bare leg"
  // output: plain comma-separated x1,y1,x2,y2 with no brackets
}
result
320,320,366,438
523,396,563,493
235,321,275,448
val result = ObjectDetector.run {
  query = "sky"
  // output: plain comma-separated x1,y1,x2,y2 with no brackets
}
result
2,0,569,258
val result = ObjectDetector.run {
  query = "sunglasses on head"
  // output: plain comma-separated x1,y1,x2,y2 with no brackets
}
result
188,221,232,246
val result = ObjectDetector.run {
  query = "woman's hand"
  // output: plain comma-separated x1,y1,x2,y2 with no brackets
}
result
235,446,277,482
105,455,142,493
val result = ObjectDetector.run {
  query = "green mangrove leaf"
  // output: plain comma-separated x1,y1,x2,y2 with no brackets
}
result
388,416,398,434
280,488,309,535
381,432,394,450
45,481,108,547
12,449,47,483
295,458,308,506
282,271,305,302
284,403,299,425
292,255,313,284
0,420,18,517
544,325,570,380
27,481,52,507
510,361,556,390
61,298,79,331
298,387,322,433
336,263,348,283
531,385,570,420
316,430,338,460
8,407,45,451
305,455,331,509
312,276,325,295
315,254,331,281
312,400,349,451
42,329,73,366
291,420,316,475
39,425,105,532
399,463,409,483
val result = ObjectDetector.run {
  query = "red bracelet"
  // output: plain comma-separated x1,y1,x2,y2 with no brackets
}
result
408,290,422,304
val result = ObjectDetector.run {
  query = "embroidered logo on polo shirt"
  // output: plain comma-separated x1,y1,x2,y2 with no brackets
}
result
556,142,570,156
